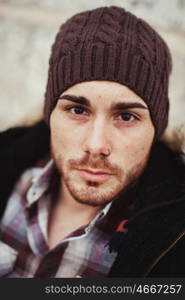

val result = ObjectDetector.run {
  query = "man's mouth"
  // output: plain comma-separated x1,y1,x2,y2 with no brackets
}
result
77,168,113,183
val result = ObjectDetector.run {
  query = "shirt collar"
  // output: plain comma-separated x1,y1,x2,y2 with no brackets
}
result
85,201,113,231
26,159,54,207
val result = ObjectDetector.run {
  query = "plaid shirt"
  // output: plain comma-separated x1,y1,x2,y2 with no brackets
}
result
0,160,117,278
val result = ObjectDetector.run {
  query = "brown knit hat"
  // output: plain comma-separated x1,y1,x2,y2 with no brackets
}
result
44,6,172,139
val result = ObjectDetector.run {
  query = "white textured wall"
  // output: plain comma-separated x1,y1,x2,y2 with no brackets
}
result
0,0,185,136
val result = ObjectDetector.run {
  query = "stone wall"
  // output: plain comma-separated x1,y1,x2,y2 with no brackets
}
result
0,0,185,136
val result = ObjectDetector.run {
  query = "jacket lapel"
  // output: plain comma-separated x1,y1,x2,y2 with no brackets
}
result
108,194,185,277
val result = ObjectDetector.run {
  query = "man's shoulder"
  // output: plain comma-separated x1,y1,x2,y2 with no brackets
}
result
136,136,185,208
0,121,50,219
0,166,40,227
0,121,50,173
0,120,50,155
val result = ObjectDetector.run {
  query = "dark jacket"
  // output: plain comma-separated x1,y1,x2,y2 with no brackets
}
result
0,121,185,277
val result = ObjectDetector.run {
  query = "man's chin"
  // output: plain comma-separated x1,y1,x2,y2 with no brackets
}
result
65,180,123,207
68,193,113,207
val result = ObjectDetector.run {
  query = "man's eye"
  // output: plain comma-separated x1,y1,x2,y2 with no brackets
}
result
118,113,136,121
69,106,87,115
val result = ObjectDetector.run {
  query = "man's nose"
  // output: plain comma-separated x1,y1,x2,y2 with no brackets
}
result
83,118,111,158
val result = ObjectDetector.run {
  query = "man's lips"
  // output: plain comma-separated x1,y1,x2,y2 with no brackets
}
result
77,168,113,183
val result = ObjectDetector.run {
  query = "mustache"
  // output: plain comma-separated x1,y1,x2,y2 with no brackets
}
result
68,154,120,174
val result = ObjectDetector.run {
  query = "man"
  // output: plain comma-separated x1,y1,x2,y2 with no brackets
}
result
0,6,185,277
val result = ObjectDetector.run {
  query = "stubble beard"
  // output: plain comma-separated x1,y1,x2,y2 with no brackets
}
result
51,148,150,208
62,162,147,207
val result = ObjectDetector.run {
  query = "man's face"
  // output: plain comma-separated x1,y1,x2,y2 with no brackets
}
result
50,81,155,207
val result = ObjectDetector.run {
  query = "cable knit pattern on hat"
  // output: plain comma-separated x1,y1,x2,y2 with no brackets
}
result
44,6,172,139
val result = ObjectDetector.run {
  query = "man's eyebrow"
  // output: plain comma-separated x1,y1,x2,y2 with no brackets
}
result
59,95,90,106
110,102,148,110
59,94,148,110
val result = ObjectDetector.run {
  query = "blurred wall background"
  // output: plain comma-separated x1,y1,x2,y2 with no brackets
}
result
0,0,185,137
